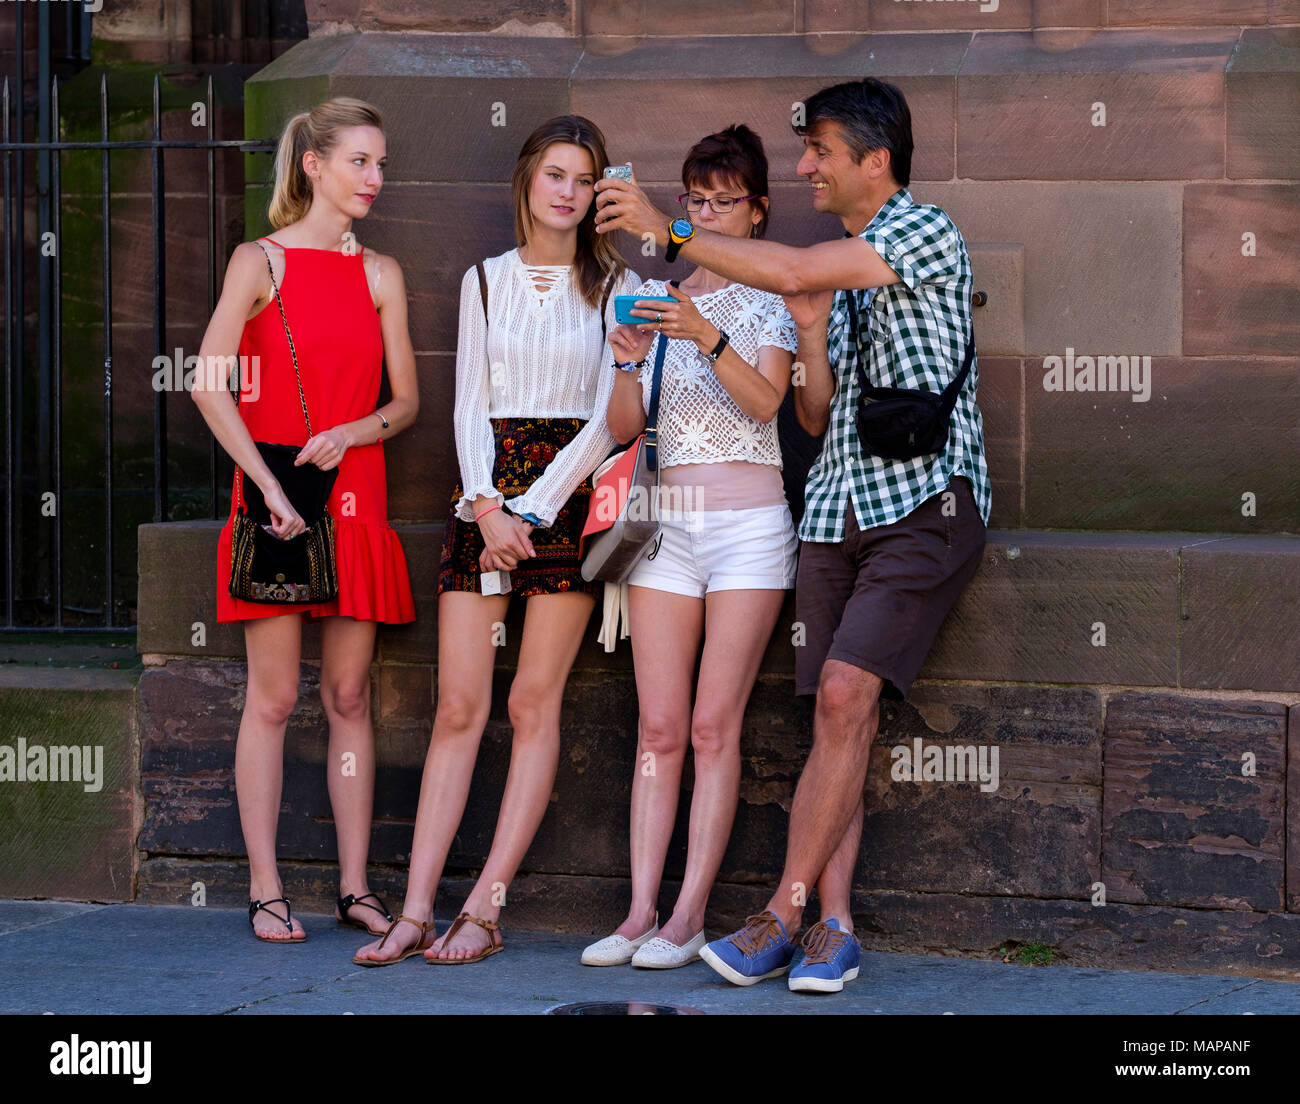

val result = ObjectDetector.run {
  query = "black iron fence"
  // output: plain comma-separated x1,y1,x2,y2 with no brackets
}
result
1,70,274,630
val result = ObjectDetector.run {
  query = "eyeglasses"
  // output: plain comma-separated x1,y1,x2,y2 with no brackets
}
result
676,192,758,214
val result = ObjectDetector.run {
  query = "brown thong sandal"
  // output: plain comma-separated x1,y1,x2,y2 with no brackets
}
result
353,914,437,968
426,911,504,965
248,897,306,944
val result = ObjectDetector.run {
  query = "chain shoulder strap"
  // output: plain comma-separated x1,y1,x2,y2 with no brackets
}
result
233,240,316,515
253,238,314,437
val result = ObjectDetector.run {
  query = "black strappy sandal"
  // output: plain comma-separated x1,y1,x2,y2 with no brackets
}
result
335,892,395,934
248,897,306,943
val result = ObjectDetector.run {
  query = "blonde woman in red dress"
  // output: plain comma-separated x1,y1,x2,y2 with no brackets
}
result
193,98,418,942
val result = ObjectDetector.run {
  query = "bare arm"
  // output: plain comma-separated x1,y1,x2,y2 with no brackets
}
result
344,251,418,442
784,290,837,436
191,241,306,537
682,233,899,299
605,323,650,444
593,175,901,296
626,282,791,423
706,336,790,426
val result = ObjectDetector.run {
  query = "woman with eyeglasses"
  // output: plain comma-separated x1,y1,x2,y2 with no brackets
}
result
579,125,798,969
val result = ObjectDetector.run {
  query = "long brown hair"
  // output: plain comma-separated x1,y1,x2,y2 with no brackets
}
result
268,97,385,229
511,115,626,309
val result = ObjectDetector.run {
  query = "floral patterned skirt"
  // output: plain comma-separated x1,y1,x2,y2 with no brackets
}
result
438,417,601,599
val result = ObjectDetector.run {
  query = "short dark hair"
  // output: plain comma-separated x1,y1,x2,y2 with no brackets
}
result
793,79,913,188
681,124,771,239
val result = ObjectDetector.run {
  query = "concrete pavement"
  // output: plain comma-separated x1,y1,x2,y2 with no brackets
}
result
3,900,1299,1015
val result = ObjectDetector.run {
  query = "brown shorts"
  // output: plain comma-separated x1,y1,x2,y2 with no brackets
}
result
794,477,986,700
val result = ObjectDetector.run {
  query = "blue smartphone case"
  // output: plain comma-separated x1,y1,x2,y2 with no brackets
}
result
614,294,676,326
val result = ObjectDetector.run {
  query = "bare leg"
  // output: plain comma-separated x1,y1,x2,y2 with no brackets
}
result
319,615,387,935
764,660,881,936
816,797,864,934
432,590,597,960
610,586,704,942
238,613,305,940
352,591,507,963
658,588,784,947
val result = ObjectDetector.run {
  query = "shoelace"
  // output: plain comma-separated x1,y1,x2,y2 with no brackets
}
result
729,912,784,957
799,920,850,966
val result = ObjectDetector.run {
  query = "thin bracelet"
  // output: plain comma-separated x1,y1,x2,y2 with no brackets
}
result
372,410,389,430
474,503,503,522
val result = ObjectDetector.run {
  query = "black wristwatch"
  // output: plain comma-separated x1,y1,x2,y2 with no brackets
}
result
665,217,694,263
700,330,729,366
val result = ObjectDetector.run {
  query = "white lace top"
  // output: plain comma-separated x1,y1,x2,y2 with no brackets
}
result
634,279,798,467
453,249,641,526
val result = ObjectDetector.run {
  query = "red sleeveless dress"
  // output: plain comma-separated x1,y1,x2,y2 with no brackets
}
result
216,242,415,624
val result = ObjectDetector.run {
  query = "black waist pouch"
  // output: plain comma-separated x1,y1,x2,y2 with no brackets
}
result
847,289,974,462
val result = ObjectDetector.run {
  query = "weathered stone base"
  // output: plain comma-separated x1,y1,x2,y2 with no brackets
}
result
125,633,1300,979
0,668,142,903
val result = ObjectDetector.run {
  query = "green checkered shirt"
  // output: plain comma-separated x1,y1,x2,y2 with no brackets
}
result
797,188,991,542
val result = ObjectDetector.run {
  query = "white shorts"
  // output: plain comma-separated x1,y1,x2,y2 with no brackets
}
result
626,504,797,598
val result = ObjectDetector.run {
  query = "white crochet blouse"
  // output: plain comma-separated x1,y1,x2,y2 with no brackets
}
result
633,279,799,467
452,249,641,527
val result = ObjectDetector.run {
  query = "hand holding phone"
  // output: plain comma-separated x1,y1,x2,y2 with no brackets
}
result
614,294,677,326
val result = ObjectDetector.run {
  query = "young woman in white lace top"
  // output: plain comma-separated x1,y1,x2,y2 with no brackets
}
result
580,126,799,969
354,115,638,967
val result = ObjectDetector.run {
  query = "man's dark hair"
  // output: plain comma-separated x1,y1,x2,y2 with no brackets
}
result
793,78,913,188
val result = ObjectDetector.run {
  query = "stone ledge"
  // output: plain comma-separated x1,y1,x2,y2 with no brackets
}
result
244,30,1286,186
302,0,1287,37
0,668,141,691
137,522,1300,691
257,27,1272,85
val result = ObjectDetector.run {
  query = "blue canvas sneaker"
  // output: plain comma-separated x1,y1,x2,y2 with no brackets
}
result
699,911,796,986
787,917,861,993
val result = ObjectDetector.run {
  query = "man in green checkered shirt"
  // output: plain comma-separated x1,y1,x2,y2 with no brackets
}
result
596,78,988,994
802,193,990,538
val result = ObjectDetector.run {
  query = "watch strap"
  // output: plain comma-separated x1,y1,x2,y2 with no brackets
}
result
665,219,692,263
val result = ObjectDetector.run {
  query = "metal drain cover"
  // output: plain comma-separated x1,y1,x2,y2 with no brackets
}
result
548,1001,704,1015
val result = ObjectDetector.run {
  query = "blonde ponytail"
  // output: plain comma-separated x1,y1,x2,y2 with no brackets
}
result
267,98,385,230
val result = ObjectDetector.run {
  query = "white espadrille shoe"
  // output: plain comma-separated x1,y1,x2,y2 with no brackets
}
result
630,929,707,969
580,915,659,966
